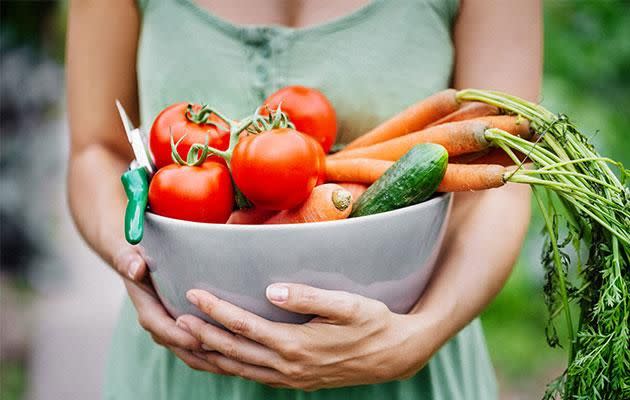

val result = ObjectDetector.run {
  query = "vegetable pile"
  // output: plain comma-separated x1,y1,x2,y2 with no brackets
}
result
142,86,628,399
146,85,449,225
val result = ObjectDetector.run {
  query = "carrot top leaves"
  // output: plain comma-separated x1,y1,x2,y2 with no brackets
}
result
459,89,630,400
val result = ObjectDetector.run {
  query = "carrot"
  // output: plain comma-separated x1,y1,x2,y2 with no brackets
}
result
227,208,277,224
436,164,509,192
448,149,491,164
426,102,500,127
471,115,532,137
450,148,528,166
341,89,459,151
468,148,528,166
264,184,353,224
336,182,368,203
325,157,513,192
328,116,531,161
325,159,393,184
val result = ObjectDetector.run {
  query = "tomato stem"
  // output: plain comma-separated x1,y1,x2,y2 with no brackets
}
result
186,106,295,209
170,131,209,167
188,106,295,167
189,115,254,167
185,104,230,131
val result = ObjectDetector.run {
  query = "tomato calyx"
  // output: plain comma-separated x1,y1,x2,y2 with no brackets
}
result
247,104,295,134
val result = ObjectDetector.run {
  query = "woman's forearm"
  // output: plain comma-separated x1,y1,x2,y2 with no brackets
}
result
68,144,130,266
408,184,531,350
403,0,542,356
66,0,141,269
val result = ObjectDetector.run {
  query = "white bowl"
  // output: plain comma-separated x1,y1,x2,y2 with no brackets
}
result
143,193,452,324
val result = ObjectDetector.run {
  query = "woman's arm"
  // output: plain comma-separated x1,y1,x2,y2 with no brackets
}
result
169,0,543,390
67,0,140,264
408,0,542,345
66,0,216,371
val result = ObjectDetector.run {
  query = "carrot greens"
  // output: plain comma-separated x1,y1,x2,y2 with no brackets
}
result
458,89,629,399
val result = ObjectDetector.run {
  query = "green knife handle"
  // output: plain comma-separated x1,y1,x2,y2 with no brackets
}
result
121,168,149,245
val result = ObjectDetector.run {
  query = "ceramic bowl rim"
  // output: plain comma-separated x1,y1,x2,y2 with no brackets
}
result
145,192,452,232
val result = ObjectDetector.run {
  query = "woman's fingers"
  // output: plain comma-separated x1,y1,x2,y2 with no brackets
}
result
266,283,363,323
185,289,294,349
112,246,147,281
176,315,285,369
126,281,201,351
170,347,230,375
201,352,288,387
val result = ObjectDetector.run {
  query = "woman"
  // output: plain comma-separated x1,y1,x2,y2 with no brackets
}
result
67,0,541,398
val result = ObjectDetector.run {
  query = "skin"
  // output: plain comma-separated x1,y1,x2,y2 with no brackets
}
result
67,0,541,390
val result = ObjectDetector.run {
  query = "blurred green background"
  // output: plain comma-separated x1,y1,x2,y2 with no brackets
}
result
1,1,628,399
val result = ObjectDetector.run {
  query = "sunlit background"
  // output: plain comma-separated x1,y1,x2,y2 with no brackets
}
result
1,1,628,399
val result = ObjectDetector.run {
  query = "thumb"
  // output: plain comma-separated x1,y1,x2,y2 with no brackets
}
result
265,283,361,322
113,247,147,281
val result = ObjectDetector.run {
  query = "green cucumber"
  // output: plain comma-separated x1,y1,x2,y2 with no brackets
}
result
350,143,448,217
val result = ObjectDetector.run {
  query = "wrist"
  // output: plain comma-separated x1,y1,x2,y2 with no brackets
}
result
404,297,458,360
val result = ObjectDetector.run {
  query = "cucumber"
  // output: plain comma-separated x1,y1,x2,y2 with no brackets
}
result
350,143,448,217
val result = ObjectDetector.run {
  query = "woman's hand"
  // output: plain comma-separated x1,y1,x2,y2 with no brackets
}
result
175,284,438,391
113,245,229,375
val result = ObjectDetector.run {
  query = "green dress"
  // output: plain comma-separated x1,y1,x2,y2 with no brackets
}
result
105,0,498,398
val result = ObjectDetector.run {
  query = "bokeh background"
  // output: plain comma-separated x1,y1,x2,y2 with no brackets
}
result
1,1,628,399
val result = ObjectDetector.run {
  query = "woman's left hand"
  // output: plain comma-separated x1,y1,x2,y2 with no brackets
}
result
175,284,437,391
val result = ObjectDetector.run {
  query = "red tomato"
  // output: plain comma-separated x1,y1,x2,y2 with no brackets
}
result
231,128,323,210
148,160,234,223
263,86,337,153
149,103,230,168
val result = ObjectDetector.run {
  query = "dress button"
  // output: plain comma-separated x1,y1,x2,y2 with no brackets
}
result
241,28,267,45
255,64,269,81
260,45,271,58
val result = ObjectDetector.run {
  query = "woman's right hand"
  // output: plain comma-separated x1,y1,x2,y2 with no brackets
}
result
113,246,229,375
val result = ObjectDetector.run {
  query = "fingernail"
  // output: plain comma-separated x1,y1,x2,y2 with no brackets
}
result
192,351,207,360
266,284,289,302
186,291,199,306
176,318,190,332
128,260,141,280
201,344,212,351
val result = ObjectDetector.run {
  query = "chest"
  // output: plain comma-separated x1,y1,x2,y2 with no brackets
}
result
193,0,371,28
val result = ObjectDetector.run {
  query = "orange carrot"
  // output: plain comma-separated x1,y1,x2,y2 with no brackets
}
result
341,89,459,151
227,208,277,224
471,115,531,138
436,164,509,192
325,159,393,184
426,102,500,127
336,182,368,203
450,148,528,166
448,149,491,164
325,157,512,192
468,148,527,166
329,116,531,161
264,184,353,224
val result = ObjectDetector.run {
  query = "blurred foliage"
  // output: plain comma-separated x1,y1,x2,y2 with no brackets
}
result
483,263,561,376
0,362,27,400
0,0,65,62
542,0,630,166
